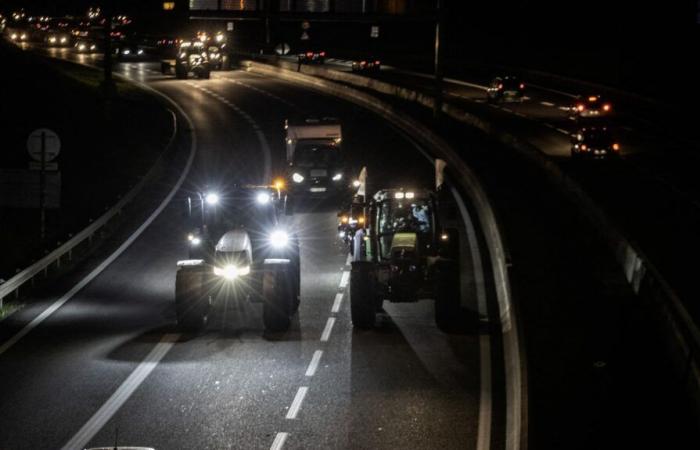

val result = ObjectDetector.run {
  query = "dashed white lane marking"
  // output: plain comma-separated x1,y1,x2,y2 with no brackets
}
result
320,317,336,342
339,271,350,288
345,253,352,266
513,112,527,118
331,292,344,313
555,128,570,136
61,334,179,450
501,107,513,113
540,101,556,107
270,432,289,450
305,350,324,377
286,386,308,419
522,96,531,101
559,106,571,111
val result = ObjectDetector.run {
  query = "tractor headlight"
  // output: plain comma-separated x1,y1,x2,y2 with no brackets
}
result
214,264,250,280
60,36,67,43
332,173,343,181
187,233,201,246
269,230,289,248
256,192,271,205
137,49,144,55
292,173,304,183
205,192,220,205
123,49,130,55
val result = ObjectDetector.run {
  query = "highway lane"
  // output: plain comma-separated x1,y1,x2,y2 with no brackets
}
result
0,50,491,450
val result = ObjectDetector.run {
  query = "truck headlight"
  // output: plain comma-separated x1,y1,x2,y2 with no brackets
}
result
214,264,250,280
269,230,289,248
292,173,304,183
332,173,343,181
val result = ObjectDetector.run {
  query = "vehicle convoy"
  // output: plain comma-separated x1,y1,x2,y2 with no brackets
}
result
487,75,525,102
351,59,381,73
298,48,326,64
285,117,347,201
571,94,612,118
175,185,301,332
160,40,211,79
348,161,462,330
571,125,620,159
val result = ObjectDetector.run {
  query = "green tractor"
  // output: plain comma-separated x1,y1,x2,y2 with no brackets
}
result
349,161,461,330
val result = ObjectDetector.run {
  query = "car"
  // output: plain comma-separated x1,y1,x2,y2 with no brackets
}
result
74,39,98,53
298,49,326,65
160,40,211,79
114,42,146,59
351,59,381,73
8,30,28,42
45,31,70,47
348,162,461,330
570,125,620,159
571,94,612,118
175,185,301,332
284,117,348,205
486,76,525,102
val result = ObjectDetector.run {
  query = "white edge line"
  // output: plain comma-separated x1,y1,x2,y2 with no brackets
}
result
540,101,556,107
286,386,308,419
338,271,350,288
270,432,289,450
320,317,336,342
61,334,180,450
331,292,343,314
305,350,323,377
0,71,198,357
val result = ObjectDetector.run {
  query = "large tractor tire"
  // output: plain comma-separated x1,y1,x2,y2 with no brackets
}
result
262,262,293,332
434,259,461,332
350,261,376,329
175,268,211,331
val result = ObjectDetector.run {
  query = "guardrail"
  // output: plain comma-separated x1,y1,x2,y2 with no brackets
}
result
241,55,700,422
240,59,529,450
0,110,177,309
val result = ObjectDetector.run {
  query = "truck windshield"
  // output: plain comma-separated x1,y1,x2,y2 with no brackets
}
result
294,144,339,167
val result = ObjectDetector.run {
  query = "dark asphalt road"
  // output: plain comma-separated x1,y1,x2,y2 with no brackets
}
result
0,50,491,450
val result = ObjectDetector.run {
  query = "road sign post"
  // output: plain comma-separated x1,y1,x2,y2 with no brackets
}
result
27,129,60,241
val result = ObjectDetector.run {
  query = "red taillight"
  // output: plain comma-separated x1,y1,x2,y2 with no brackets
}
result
603,104,611,111
360,60,366,65
498,84,503,90
306,52,313,57
581,144,588,150
519,83,525,89
577,104,585,111
612,143,620,151
320,51,325,57
375,60,381,65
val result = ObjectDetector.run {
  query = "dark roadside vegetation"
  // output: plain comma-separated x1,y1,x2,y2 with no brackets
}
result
336,80,700,448
0,41,171,288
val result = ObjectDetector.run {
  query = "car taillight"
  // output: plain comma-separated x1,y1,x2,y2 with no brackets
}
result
498,84,503,90
612,143,620,151
375,60,381,65
519,83,525,89
320,51,326,56
577,104,585,111
361,60,366,65
603,104,611,111
581,144,587,150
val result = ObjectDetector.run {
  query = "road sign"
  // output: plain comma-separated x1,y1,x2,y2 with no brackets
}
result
275,42,291,55
227,21,234,31
301,20,310,30
371,25,379,38
300,31,309,41
27,128,60,162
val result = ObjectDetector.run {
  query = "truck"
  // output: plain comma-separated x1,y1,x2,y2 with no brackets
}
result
285,117,347,204
160,40,211,80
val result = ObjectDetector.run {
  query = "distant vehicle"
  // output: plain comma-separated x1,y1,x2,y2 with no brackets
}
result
570,125,620,159
176,185,300,331
114,42,146,59
8,30,28,42
571,94,612,118
207,45,227,70
348,162,461,330
486,76,525,102
74,39,98,53
284,117,347,204
160,40,211,79
45,30,70,46
298,49,326,65
351,59,381,73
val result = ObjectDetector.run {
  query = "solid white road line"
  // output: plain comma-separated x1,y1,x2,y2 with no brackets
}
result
555,128,570,136
338,271,350,289
320,317,336,342
345,253,352,266
0,82,198,357
286,386,308,419
61,334,180,450
540,101,556,107
305,350,323,377
270,432,289,450
331,292,344,313
477,337,493,450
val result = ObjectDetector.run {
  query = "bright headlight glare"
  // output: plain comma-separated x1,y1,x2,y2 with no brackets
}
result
270,230,289,248
352,180,361,187
205,192,219,205
137,49,144,55
190,237,201,246
214,264,250,280
256,192,270,204
332,173,343,181
292,173,304,183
